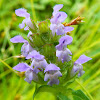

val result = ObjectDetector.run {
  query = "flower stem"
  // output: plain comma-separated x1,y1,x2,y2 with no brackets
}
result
30,0,37,22
0,59,17,74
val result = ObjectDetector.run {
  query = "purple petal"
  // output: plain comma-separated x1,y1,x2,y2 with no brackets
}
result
19,21,25,29
50,15,59,24
15,8,30,18
27,31,33,41
59,35,73,44
34,54,44,61
54,71,62,77
44,64,60,73
56,24,65,35
56,43,63,51
51,12,67,24
75,54,92,64
56,48,72,63
44,73,49,81
56,35,73,50
53,4,63,12
26,50,40,59
47,79,59,86
24,78,32,84
53,4,63,16
24,26,29,30
21,43,33,57
78,71,85,77
56,12,67,23
27,31,32,37
50,24,57,35
13,63,29,72
31,59,47,73
10,35,28,43
64,26,74,33
33,68,40,74
26,50,44,61
24,18,34,30
24,69,38,83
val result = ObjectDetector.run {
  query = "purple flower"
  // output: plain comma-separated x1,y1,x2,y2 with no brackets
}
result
50,23,64,35
15,8,34,31
74,54,92,65
53,4,63,16
31,59,48,74
26,50,43,60
13,63,38,83
56,48,72,63
56,35,73,62
56,35,73,50
10,35,34,57
23,17,34,30
51,12,67,24
15,8,30,18
50,4,74,35
44,64,62,86
26,50,48,73
21,42,33,57
71,55,92,77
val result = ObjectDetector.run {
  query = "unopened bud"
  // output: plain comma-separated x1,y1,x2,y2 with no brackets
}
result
63,16,85,26
38,21,49,34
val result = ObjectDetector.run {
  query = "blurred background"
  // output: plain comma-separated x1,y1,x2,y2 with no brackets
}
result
0,0,100,100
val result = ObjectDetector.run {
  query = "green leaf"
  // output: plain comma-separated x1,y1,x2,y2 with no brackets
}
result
57,93,70,100
72,90,89,100
33,85,71,100
33,85,57,99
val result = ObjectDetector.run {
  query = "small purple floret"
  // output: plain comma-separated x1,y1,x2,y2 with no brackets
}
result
44,63,62,86
15,8,34,31
71,55,92,77
44,64,60,73
50,4,74,35
53,4,63,16
56,48,72,63
75,54,92,64
10,35,34,57
15,8,30,18
13,63,30,72
56,35,73,50
13,63,38,83
26,50,44,61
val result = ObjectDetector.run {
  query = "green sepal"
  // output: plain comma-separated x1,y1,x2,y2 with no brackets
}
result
39,44,56,63
32,33,45,48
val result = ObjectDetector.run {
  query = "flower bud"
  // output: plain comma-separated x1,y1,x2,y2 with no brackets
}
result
38,21,49,34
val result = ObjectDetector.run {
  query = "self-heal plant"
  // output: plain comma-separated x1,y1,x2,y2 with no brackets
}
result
10,4,92,100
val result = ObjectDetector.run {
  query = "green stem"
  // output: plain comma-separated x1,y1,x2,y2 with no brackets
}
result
0,70,11,79
0,59,17,74
30,0,37,22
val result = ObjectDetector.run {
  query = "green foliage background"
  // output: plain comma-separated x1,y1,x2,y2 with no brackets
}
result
0,0,100,100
